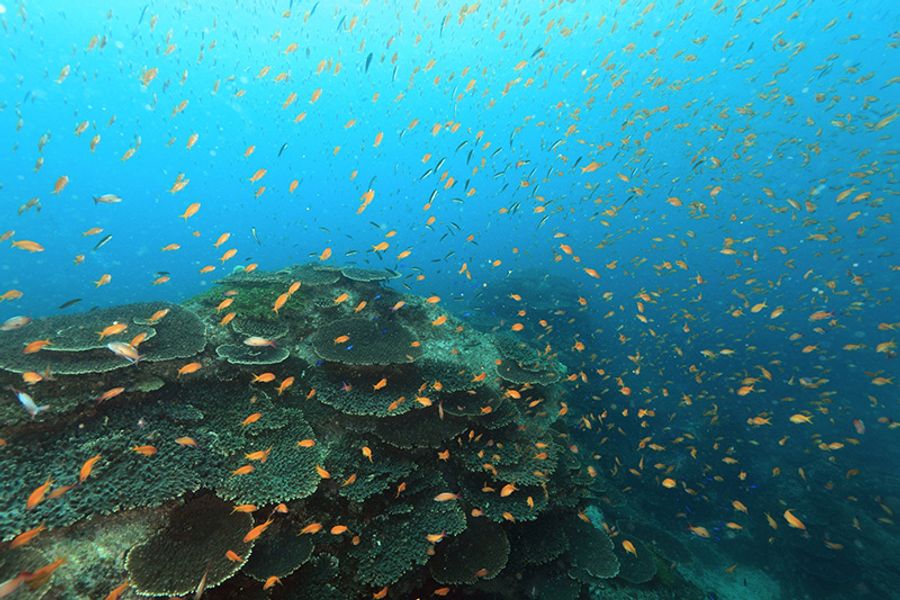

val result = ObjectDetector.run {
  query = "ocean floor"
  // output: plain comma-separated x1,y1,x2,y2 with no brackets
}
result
678,550,783,600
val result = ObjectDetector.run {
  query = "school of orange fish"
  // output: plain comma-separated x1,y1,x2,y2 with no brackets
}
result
1,0,898,597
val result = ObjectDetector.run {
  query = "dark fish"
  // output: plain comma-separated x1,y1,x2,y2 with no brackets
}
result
435,157,446,171
691,159,704,171
419,168,433,180
277,143,287,157
365,52,373,73
455,140,468,152
138,4,148,24
309,2,318,17
251,227,261,245
58,298,81,310
92,234,112,252
336,15,345,31
531,46,543,58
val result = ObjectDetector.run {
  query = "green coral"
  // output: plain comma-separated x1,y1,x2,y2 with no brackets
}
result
215,343,290,365
242,518,314,581
324,438,418,503
307,365,425,417
125,495,254,596
351,473,466,587
210,404,323,506
0,392,208,540
507,513,571,568
339,265,400,282
566,518,620,583
372,406,468,449
230,317,290,340
429,518,509,584
613,537,657,584
0,302,205,375
310,317,422,365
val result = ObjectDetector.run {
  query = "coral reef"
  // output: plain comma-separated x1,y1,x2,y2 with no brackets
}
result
0,264,656,598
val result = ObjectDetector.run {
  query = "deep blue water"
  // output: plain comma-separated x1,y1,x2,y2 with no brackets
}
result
1,0,898,598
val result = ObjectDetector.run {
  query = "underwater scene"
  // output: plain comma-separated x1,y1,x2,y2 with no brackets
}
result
0,1,897,599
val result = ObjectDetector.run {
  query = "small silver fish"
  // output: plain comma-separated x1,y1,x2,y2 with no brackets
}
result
0,316,31,331
10,388,48,418
107,342,142,363
93,193,123,204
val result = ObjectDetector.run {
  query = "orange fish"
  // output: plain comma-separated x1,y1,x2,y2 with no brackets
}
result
23,340,52,354
177,362,202,377
277,377,295,395
299,522,323,535
132,445,157,457
11,240,45,253
242,412,262,426
180,202,201,220
273,292,289,314
97,387,126,403
243,518,273,543
104,580,130,600
79,454,102,482
52,175,69,194
10,523,46,548
783,509,806,530
689,525,710,538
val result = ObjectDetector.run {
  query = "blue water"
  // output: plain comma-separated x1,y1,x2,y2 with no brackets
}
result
1,0,898,598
